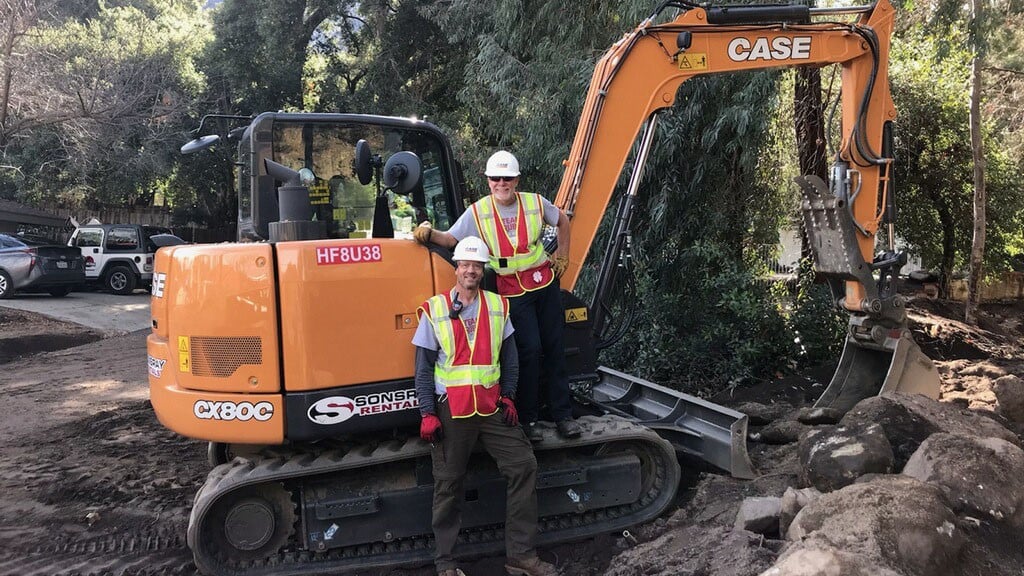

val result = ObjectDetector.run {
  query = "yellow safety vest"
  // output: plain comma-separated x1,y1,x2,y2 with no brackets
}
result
418,290,509,418
471,193,554,297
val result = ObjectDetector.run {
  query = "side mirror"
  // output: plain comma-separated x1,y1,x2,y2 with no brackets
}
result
180,134,220,154
354,139,380,185
382,151,422,196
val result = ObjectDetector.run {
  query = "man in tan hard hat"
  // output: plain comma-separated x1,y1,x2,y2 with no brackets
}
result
414,151,582,443
413,236,560,576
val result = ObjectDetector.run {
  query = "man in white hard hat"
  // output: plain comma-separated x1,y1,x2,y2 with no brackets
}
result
413,236,560,576
414,151,582,443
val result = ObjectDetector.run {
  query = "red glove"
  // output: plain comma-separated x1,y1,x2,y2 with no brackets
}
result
497,396,519,427
420,414,443,443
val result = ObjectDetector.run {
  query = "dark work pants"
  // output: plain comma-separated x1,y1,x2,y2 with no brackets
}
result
509,280,573,423
431,401,539,571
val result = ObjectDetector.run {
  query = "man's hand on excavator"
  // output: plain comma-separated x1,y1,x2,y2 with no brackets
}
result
550,254,569,278
420,413,443,443
413,221,433,245
496,395,519,427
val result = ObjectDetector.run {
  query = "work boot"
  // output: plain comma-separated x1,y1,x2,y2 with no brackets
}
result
505,554,560,576
524,422,544,443
555,419,582,439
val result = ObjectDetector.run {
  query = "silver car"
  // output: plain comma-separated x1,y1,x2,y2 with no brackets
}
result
0,234,85,298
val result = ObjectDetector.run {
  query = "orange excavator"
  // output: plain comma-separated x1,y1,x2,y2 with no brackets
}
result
149,0,939,573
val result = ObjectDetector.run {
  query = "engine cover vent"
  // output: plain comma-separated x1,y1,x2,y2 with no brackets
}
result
191,336,262,378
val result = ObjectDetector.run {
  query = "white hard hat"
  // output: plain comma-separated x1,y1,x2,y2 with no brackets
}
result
485,151,520,178
453,236,490,263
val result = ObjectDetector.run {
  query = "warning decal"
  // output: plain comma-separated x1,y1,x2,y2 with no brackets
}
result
565,307,589,323
677,53,708,71
309,182,331,205
178,336,191,373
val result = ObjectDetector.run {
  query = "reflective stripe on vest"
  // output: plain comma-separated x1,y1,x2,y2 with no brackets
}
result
471,192,554,297
418,290,509,418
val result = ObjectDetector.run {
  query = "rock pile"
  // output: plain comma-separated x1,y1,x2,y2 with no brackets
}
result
598,391,1024,576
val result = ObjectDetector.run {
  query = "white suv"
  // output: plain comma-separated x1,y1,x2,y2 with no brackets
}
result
68,224,173,294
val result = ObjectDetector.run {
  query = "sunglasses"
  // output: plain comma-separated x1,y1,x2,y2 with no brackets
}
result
488,176,517,182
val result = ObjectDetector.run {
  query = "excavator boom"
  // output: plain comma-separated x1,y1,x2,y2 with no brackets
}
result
553,0,939,412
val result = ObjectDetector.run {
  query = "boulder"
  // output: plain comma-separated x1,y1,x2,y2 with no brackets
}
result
841,393,1019,469
796,407,844,425
785,476,963,576
798,423,894,492
761,544,901,576
751,420,809,445
902,433,1024,526
735,496,782,536
779,487,821,536
736,401,794,426
993,375,1024,423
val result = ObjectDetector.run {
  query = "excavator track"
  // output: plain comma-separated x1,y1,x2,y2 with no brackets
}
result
188,415,680,576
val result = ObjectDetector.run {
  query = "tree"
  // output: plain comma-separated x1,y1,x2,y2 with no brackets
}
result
889,23,1024,297
0,1,210,207
894,0,1024,305
0,0,57,150
965,0,988,324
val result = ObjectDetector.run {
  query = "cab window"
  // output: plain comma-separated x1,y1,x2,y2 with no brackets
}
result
272,122,455,240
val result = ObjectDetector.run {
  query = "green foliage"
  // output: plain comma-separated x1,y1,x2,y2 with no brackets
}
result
601,240,793,393
2,0,210,207
891,30,1024,279
787,258,846,366
206,0,335,112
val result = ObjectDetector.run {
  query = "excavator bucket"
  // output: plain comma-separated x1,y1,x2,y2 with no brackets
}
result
796,174,942,413
813,330,941,413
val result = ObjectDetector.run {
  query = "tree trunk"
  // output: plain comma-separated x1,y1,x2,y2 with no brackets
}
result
794,67,828,182
965,21,987,325
936,202,955,299
0,11,22,144
794,66,827,272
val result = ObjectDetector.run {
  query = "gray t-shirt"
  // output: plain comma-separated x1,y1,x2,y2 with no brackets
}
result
413,293,515,395
447,194,561,240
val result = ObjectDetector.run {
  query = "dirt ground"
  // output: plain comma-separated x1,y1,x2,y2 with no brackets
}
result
0,296,1021,576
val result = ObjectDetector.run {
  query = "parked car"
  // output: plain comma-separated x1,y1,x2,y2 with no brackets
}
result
68,224,181,295
0,233,85,299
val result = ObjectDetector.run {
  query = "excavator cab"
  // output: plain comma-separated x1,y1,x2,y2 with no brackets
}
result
234,112,464,242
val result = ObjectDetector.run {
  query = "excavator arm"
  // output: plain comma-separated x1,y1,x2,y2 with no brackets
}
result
558,0,894,294
554,0,940,412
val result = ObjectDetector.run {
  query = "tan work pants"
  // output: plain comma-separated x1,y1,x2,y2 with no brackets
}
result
431,400,539,572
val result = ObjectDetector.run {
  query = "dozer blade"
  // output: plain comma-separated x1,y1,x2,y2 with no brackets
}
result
579,366,757,479
813,330,941,414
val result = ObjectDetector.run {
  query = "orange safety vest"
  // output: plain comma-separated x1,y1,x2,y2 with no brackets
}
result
418,290,509,418
471,192,554,297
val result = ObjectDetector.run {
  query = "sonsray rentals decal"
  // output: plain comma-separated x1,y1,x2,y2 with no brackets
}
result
147,355,167,378
308,389,419,425
194,400,274,422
